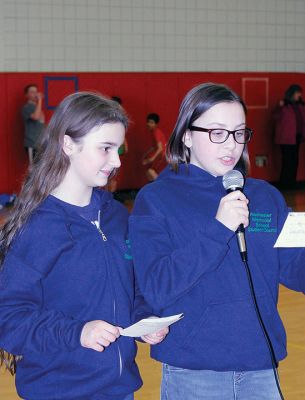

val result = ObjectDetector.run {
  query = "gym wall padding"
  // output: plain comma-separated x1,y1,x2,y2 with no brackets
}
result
1,71,305,193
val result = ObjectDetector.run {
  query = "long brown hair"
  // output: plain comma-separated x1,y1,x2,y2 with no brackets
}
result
0,91,128,374
167,82,250,174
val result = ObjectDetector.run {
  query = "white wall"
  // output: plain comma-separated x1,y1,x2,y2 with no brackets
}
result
1,0,305,72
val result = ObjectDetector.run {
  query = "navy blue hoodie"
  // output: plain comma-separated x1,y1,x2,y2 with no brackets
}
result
0,189,149,400
129,164,305,371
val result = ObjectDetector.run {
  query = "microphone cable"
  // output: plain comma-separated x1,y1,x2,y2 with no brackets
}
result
223,169,284,398
242,258,284,400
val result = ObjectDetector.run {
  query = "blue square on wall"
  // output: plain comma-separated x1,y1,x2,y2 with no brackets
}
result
44,76,79,110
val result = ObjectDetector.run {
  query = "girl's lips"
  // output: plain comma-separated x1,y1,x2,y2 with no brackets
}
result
100,170,111,176
220,156,235,166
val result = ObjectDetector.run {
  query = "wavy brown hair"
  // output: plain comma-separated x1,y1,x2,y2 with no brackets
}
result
0,91,128,374
167,82,250,175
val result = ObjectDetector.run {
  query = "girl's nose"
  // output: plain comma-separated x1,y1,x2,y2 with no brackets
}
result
224,133,237,148
111,150,121,168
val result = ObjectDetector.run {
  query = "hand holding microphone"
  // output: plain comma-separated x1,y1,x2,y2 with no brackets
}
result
215,190,249,232
216,170,249,262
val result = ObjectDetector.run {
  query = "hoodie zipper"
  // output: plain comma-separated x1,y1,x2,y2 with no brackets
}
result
114,298,123,376
96,210,107,241
95,210,123,377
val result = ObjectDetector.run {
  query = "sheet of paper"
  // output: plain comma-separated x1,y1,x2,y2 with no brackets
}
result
121,313,184,337
274,212,305,247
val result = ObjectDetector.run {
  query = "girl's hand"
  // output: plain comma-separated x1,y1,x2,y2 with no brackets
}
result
141,327,169,345
80,320,121,352
215,190,249,232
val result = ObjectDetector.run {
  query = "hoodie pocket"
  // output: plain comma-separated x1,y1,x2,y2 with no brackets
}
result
180,306,210,348
180,296,287,369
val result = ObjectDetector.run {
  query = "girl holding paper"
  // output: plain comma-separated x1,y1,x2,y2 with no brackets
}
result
129,82,305,399
0,92,167,400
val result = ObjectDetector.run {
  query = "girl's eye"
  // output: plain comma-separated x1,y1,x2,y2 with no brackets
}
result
211,129,226,137
100,147,110,152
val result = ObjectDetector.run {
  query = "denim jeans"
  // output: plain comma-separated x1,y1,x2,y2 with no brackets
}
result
161,364,282,399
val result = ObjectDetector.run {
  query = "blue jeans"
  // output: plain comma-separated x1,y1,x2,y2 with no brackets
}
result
161,364,282,399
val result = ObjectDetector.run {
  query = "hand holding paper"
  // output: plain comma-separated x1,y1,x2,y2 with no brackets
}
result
121,313,183,337
274,212,305,248
141,322,169,345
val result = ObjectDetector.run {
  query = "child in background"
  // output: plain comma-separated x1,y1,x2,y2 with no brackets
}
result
0,92,167,400
142,113,167,181
273,84,305,190
0,194,16,210
129,83,305,399
22,84,45,164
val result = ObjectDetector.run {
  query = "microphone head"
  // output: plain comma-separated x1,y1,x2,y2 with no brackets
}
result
222,169,244,191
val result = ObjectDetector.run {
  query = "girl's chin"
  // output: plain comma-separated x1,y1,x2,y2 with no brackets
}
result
95,177,109,187
215,165,237,177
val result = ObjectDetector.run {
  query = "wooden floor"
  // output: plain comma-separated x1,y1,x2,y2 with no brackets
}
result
1,189,305,399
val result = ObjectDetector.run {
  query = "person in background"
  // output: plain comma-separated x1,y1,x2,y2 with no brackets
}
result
0,92,167,400
22,84,45,165
129,82,305,399
142,113,167,181
0,194,16,210
273,84,305,190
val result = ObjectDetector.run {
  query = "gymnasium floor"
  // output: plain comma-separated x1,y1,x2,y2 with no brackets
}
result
1,189,305,399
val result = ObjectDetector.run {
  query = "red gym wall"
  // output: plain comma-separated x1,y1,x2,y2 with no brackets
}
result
1,71,305,194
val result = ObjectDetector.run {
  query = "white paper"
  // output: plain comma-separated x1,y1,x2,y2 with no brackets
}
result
121,313,184,337
274,212,305,248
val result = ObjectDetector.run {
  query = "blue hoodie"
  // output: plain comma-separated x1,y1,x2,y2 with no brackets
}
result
0,189,149,400
129,164,305,372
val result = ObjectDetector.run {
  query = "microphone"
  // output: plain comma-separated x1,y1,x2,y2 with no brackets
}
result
222,170,247,262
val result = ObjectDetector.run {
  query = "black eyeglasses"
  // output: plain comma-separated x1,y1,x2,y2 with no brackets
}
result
189,126,253,144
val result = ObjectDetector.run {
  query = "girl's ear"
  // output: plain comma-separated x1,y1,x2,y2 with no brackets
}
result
63,135,75,156
183,130,192,149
